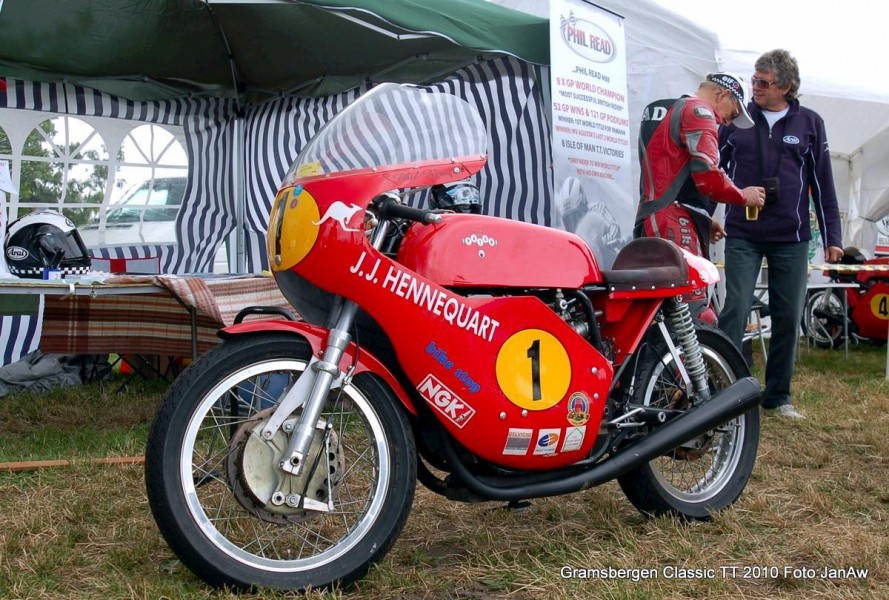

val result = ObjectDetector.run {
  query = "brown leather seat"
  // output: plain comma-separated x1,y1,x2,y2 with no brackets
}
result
600,238,688,291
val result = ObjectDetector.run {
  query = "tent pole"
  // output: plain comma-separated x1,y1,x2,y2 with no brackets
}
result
235,113,247,274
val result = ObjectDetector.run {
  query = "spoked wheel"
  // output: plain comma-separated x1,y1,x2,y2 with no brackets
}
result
145,333,416,591
617,325,760,519
803,289,846,348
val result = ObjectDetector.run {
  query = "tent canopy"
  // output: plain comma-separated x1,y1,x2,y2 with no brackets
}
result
0,0,548,103
722,48,889,247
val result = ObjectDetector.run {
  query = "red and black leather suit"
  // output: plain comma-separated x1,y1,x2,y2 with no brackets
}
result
635,96,746,305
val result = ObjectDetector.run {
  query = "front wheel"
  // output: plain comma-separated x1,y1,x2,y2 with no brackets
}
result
144,333,417,591
802,289,846,348
617,325,760,520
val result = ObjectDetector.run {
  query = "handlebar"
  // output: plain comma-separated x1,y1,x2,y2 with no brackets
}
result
376,193,442,225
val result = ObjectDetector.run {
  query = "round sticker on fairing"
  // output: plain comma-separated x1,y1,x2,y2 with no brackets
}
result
870,293,889,320
495,329,571,411
567,392,590,426
271,185,321,270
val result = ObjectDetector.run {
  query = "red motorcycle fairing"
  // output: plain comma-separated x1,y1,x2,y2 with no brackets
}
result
851,256,889,340
272,174,615,470
217,320,417,415
850,280,889,339
823,254,889,341
397,213,603,288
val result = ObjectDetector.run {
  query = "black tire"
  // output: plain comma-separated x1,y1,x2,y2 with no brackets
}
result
145,333,416,591
802,289,845,348
617,325,761,520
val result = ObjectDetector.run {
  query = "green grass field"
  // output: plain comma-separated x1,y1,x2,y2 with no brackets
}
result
1,344,887,599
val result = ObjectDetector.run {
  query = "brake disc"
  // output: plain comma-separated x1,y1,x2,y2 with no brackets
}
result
226,410,345,524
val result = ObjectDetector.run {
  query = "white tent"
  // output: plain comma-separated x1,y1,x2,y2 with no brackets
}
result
494,1,889,255
721,48,889,252
487,0,723,194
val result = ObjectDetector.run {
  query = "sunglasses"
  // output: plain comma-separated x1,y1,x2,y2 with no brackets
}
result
721,91,741,120
751,76,779,89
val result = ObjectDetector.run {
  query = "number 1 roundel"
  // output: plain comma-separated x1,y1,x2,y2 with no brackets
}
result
495,329,571,411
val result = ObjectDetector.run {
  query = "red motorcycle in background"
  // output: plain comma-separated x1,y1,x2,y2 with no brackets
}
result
803,246,889,348
144,83,762,591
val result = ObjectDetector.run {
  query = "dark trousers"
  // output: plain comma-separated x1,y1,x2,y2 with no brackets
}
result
719,238,809,408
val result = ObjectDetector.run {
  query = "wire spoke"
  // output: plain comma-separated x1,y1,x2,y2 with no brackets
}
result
183,363,386,567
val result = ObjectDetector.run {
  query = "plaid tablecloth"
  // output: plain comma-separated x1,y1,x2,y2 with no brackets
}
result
40,274,297,358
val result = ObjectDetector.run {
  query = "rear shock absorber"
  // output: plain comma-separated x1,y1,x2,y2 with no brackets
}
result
665,298,710,402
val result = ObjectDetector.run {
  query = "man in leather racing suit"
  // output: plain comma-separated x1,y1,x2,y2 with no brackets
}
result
635,72,765,322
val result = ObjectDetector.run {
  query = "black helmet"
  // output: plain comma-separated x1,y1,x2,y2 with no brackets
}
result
841,246,868,264
430,180,482,214
5,211,92,278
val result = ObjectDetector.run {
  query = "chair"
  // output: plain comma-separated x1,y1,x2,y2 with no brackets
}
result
743,298,770,362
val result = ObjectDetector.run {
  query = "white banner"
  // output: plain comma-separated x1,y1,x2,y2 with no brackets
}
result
550,0,631,268
0,159,15,195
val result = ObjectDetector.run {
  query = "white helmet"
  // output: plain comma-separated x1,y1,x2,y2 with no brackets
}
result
5,211,92,278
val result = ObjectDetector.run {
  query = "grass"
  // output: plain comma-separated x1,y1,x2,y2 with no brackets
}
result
1,343,887,599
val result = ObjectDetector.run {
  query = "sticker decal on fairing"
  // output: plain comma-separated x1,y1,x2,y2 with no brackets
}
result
349,253,501,342
495,329,571,411
502,428,533,455
561,426,586,452
567,393,590,426
533,429,561,456
313,201,362,232
426,341,481,394
418,374,477,429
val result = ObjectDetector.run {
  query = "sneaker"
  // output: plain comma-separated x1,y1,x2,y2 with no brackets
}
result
764,404,805,420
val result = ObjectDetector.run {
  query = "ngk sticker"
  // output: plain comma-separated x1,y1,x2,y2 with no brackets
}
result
418,374,476,429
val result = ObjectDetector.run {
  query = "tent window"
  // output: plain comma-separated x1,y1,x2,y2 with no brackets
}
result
0,127,10,157
109,124,188,219
81,124,190,247
80,124,188,248
17,116,109,227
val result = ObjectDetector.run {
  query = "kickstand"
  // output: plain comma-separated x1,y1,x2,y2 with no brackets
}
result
505,499,532,512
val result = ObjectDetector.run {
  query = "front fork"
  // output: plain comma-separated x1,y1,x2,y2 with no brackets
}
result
262,215,391,477
656,297,711,403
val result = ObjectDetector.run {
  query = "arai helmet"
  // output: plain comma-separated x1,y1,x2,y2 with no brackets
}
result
5,211,92,278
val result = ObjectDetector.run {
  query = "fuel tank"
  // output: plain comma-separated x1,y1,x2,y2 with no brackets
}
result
397,213,603,288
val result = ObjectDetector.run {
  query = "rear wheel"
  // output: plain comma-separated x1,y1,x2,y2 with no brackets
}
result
617,326,760,519
145,333,416,591
802,289,845,348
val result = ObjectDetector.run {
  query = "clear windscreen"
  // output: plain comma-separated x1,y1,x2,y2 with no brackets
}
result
284,83,487,182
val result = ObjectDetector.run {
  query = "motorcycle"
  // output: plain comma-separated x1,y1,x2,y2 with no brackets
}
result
144,83,762,591
802,246,889,348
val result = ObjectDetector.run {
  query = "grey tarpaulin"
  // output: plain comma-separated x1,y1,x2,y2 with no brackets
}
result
0,351,109,397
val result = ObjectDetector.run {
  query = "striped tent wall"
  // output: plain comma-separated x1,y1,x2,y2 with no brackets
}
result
0,56,553,364
236,56,553,270
0,298,42,367
0,77,239,276
240,88,364,272
0,80,238,364
3,79,190,124
175,101,240,274
432,58,553,224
